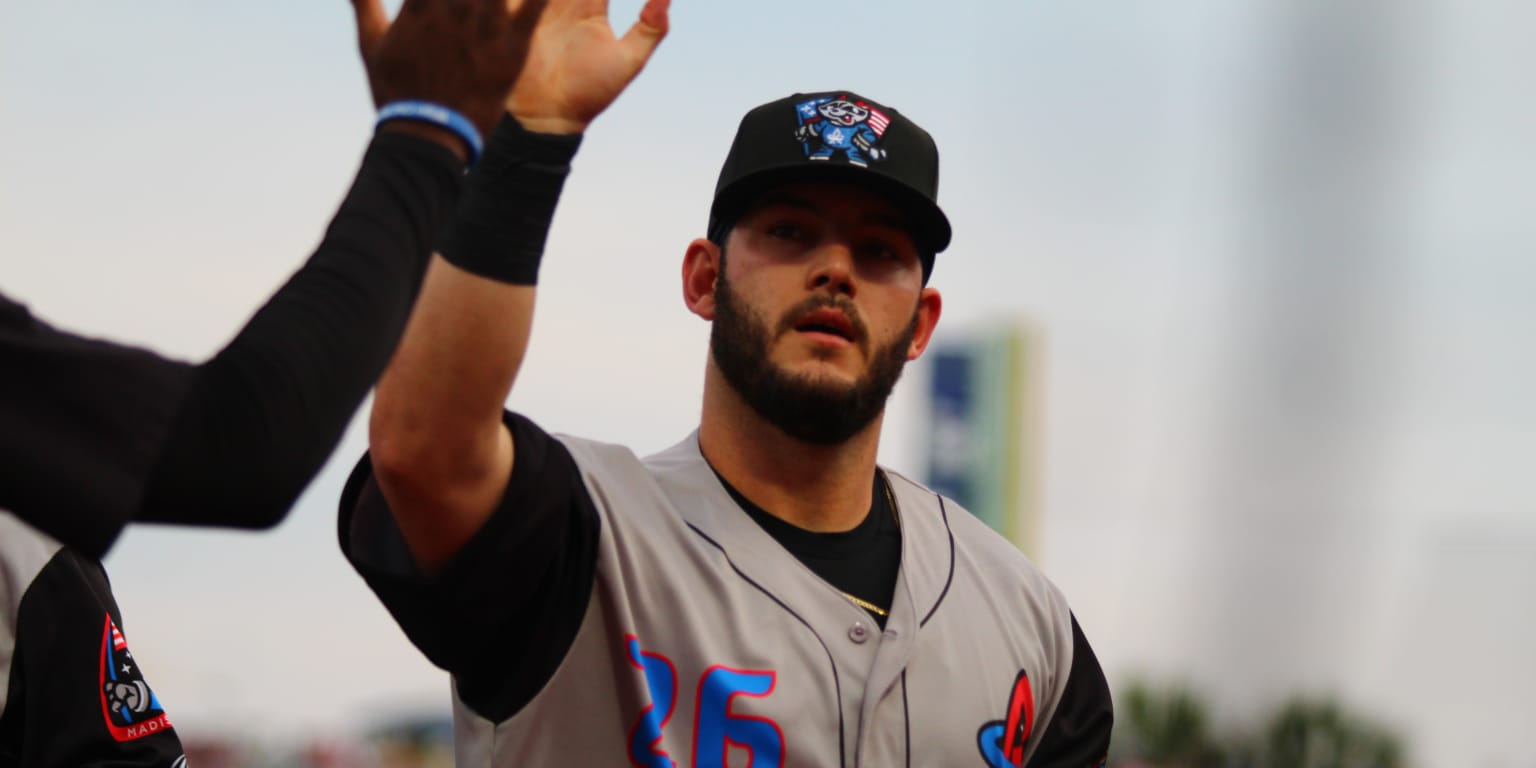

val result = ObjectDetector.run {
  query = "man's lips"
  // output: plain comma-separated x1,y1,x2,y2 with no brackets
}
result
793,308,857,343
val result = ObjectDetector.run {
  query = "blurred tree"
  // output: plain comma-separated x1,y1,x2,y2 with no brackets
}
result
1261,699,1404,768
1112,681,1227,767
1110,685,1405,768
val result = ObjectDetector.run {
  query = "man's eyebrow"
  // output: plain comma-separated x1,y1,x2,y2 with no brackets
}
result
862,211,909,231
751,192,912,239
752,191,819,213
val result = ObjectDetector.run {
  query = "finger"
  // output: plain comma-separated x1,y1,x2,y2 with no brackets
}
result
350,0,389,55
506,0,554,49
619,0,670,64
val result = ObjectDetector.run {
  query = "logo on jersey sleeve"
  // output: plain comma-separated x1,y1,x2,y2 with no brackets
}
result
976,670,1035,767
98,614,175,741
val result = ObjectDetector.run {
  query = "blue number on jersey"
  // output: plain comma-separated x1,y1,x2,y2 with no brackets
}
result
626,635,679,768
694,666,783,768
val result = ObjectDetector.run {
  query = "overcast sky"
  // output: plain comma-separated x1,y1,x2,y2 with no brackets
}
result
4,0,1533,763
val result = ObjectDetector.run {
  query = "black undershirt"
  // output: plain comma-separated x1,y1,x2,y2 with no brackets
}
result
713,469,902,627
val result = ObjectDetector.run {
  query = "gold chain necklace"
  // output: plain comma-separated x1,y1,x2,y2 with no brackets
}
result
840,591,889,617
839,472,899,618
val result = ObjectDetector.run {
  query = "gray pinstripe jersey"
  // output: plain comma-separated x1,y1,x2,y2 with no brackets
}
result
450,433,1079,767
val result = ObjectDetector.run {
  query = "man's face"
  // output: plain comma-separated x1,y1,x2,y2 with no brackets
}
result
708,182,934,445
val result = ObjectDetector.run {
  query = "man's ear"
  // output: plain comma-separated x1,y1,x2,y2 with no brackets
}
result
906,287,943,360
683,238,721,320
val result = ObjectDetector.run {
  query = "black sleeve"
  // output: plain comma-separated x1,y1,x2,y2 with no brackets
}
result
0,296,191,558
0,132,464,556
137,133,464,529
338,411,601,723
1029,615,1114,767
0,549,186,766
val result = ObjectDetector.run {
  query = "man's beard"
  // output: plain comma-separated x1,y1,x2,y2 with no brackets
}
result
710,269,918,446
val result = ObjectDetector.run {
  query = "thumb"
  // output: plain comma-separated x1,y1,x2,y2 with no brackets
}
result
350,0,390,56
619,0,671,67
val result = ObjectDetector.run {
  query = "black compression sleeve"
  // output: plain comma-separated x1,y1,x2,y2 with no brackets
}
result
135,133,465,528
437,114,581,285
0,296,192,557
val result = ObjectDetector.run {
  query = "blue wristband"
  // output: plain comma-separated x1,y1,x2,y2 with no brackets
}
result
376,101,484,165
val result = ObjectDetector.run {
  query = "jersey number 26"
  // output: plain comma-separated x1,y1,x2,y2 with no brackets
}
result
627,634,785,768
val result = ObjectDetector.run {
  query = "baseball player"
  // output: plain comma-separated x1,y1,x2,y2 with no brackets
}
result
0,0,578,761
338,0,1113,765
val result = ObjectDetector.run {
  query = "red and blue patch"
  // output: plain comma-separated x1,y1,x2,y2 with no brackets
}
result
97,614,174,741
977,670,1036,767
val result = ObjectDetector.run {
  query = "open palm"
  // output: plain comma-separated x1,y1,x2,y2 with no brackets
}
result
508,0,671,134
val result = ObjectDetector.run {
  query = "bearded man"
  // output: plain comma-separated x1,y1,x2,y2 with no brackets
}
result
337,3,1113,764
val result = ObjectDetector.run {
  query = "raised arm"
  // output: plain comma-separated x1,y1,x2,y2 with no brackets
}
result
131,0,571,531
0,0,567,555
368,0,671,570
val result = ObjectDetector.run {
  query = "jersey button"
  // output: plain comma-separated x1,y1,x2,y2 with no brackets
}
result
848,621,870,644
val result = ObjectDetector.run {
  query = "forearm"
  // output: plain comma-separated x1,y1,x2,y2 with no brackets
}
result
136,132,465,528
369,261,534,564
370,116,582,569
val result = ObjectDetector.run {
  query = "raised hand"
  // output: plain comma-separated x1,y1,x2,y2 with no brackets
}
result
349,0,556,139
503,0,672,134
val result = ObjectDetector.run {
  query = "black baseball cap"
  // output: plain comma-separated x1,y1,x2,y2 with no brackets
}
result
708,90,952,280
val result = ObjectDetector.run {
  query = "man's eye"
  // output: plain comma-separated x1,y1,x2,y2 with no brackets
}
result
768,223,802,240
861,241,901,261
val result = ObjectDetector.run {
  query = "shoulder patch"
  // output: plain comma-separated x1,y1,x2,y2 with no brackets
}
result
97,614,175,741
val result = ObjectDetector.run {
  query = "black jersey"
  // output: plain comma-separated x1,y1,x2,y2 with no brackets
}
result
0,512,185,766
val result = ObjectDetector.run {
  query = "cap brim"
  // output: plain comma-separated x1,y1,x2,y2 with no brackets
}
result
710,163,952,255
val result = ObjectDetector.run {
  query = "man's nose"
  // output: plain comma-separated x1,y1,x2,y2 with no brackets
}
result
807,242,856,297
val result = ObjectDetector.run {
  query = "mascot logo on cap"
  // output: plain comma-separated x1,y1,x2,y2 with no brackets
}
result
793,94,891,167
